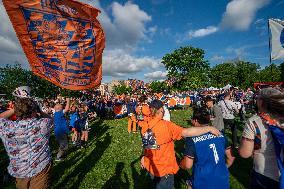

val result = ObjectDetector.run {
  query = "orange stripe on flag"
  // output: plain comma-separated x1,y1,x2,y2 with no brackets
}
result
3,0,105,90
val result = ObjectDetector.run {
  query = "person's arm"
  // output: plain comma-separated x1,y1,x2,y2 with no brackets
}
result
180,156,194,170
140,155,145,169
182,126,220,138
180,137,195,169
225,147,235,167
0,109,15,118
64,98,70,113
239,138,254,158
238,120,256,158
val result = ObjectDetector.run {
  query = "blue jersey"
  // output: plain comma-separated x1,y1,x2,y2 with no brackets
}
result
69,112,80,129
53,110,69,137
184,132,229,189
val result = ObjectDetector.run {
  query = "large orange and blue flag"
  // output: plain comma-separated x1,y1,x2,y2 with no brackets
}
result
3,0,105,90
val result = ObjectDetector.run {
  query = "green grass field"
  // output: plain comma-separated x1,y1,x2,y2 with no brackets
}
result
1,109,252,189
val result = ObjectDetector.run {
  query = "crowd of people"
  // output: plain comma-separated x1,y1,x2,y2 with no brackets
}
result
0,84,283,189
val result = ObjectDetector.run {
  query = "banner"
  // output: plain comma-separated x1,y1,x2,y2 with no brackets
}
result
3,0,105,90
269,19,284,60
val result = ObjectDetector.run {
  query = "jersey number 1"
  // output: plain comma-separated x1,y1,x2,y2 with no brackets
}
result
209,143,219,164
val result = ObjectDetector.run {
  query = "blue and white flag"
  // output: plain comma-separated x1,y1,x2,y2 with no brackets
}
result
269,19,284,60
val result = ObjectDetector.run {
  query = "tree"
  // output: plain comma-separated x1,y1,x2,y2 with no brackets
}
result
0,63,72,99
209,63,237,88
280,62,284,81
161,46,209,90
209,61,261,89
235,61,260,89
258,64,281,82
149,81,168,93
113,84,132,95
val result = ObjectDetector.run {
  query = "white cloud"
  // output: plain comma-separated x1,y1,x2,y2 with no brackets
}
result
210,55,225,63
144,70,168,80
176,0,271,43
188,26,218,39
220,0,271,31
226,42,267,58
103,49,163,77
79,0,152,51
0,0,162,80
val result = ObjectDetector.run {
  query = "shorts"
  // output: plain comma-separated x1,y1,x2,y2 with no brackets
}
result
80,121,89,131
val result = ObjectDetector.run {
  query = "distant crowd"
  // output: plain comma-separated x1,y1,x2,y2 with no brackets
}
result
0,84,284,189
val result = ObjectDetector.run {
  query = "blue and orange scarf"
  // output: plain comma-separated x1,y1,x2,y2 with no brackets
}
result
258,112,284,188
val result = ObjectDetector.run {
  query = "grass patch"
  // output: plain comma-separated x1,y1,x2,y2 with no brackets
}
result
1,108,252,189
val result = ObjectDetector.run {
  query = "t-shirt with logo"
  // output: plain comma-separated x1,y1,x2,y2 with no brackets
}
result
184,132,229,189
141,117,183,177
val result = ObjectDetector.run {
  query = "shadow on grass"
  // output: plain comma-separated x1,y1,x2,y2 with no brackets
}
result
130,157,152,189
101,162,130,189
0,141,15,188
229,150,252,188
51,119,111,189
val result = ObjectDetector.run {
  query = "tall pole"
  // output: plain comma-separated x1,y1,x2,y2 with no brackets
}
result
268,19,273,80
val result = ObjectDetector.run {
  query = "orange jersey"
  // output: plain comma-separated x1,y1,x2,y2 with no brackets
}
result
168,98,177,107
141,117,183,177
185,96,191,106
136,104,151,126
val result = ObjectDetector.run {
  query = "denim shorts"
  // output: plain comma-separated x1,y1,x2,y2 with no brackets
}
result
150,173,174,189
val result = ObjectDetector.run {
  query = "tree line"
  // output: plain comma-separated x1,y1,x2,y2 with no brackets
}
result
159,46,283,92
1,46,283,98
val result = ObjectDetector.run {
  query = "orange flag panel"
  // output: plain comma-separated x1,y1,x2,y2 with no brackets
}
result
3,0,105,90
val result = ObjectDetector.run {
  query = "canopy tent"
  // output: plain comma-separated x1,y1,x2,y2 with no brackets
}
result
222,84,232,90
207,86,219,91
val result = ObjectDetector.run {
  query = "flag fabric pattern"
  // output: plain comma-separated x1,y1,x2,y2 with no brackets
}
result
3,0,105,90
269,19,284,60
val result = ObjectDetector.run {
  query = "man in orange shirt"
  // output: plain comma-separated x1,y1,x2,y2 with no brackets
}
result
140,100,220,189
135,95,151,127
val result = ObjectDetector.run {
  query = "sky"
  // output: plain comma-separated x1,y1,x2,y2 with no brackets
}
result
0,0,283,83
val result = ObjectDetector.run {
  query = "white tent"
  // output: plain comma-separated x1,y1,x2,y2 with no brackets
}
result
208,86,219,91
222,84,232,90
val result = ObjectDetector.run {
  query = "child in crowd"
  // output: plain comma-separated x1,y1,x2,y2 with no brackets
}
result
69,104,80,145
79,104,89,148
53,98,70,161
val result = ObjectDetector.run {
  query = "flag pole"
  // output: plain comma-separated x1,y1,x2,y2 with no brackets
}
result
268,18,273,80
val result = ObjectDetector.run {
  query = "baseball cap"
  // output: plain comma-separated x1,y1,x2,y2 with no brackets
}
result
148,99,163,109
